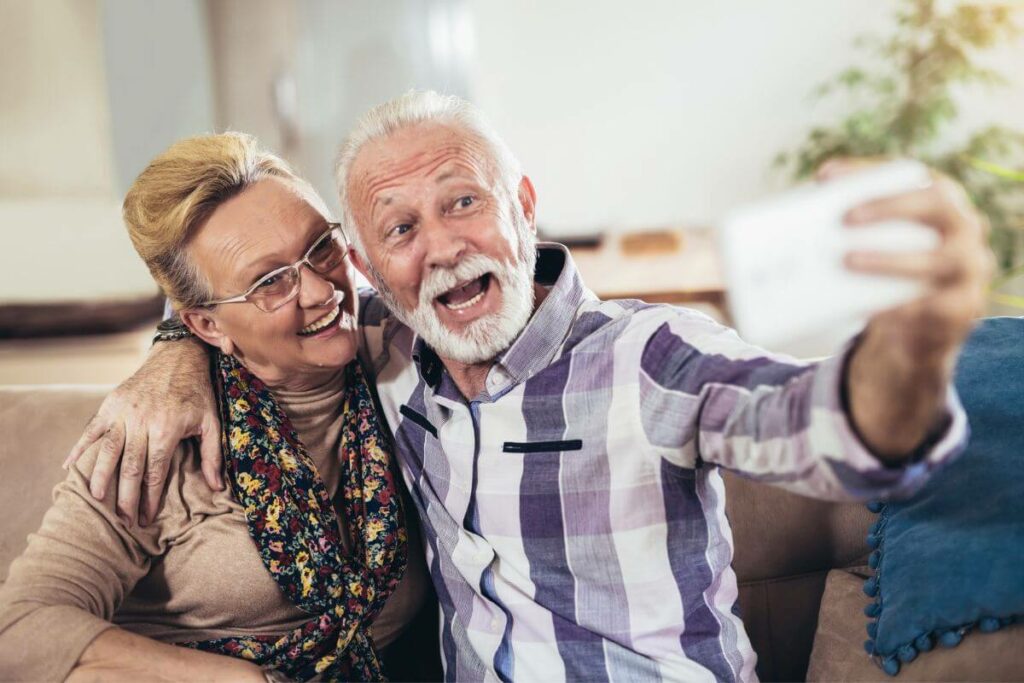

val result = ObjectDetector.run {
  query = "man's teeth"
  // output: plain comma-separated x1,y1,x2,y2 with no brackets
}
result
438,274,489,310
299,306,340,335
444,289,485,310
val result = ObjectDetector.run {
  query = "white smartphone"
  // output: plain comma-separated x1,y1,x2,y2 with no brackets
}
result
719,160,938,352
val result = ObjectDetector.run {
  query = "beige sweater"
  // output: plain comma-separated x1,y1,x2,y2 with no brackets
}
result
0,371,430,681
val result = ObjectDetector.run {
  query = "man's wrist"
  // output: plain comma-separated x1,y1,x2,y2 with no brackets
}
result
845,328,954,462
153,315,194,344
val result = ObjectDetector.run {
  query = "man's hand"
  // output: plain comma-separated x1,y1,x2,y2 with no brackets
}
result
64,338,223,525
819,158,995,460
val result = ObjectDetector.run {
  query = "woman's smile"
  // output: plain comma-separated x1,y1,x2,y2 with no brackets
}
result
298,304,343,337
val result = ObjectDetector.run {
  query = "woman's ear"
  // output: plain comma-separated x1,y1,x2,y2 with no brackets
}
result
179,308,235,356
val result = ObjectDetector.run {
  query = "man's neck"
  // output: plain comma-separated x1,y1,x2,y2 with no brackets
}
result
444,359,494,401
441,282,550,400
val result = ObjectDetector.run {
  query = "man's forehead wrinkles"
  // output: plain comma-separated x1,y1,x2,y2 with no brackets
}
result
369,144,475,186
362,144,486,208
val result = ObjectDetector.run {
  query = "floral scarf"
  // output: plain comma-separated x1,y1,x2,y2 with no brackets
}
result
188,352,408,681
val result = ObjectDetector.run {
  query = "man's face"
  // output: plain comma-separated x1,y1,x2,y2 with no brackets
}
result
347,123,538,365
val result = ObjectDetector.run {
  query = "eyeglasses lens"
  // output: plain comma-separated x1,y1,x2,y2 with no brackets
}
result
309,231,346,272
252,268,301,312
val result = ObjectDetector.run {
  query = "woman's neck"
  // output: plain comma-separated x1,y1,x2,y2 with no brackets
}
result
268,367,347,403
269,368,348,483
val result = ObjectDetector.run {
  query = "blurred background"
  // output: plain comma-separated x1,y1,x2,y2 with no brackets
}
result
1,0,1021,383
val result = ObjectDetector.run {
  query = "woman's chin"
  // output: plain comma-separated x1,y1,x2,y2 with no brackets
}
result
300,326,358,368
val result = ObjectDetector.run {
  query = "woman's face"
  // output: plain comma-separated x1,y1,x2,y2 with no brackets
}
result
184,177,359,391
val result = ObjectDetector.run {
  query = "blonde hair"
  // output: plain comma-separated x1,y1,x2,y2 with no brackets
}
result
123,132,328,308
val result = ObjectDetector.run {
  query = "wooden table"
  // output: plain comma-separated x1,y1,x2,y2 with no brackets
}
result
567,228,728,319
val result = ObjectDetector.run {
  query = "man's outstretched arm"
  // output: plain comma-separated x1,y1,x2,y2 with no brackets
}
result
835,161,991,461
64,336,222,526
639,160,990,500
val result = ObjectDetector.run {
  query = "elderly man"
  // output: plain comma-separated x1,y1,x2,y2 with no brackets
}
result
70,91,990,681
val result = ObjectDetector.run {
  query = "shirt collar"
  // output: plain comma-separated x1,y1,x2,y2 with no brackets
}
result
411,242,592,393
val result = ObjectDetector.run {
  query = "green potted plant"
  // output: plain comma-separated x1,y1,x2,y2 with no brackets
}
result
776,0,1024,308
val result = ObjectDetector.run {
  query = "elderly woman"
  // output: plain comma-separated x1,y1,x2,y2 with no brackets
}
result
0,133,430,681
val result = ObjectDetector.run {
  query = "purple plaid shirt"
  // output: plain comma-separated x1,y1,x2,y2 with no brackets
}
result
358,244,967,682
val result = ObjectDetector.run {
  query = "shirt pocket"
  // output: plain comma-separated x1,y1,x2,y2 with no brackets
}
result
501,439,583,454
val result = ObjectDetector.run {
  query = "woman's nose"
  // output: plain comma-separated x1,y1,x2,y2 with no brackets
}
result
296,265,336,308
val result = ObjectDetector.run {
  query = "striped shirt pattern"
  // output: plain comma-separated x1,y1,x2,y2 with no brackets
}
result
358,244,967,682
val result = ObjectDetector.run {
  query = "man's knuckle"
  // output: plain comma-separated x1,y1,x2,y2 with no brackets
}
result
150,426,173,444
148,447,171,466
120,455,143,478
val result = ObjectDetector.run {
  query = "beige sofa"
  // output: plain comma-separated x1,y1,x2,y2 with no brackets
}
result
1,385,1020,681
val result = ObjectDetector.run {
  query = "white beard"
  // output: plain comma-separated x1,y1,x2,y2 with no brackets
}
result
368,217,537,366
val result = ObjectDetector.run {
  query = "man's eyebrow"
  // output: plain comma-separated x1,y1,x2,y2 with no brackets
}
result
436,167,476,184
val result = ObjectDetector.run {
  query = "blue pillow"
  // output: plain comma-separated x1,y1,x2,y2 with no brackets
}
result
862,317,1024,676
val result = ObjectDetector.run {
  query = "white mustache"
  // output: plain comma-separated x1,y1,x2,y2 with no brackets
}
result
418,254,504,306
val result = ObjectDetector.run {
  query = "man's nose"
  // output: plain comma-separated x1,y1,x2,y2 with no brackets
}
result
421,214,468,269
297,265,337,308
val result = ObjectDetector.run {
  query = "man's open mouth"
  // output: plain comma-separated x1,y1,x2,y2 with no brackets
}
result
298,305,341,336
436,273,491,311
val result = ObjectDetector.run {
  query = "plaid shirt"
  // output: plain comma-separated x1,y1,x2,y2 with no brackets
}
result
359,244,967,682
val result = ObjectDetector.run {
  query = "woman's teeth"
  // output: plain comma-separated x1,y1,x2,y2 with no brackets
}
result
298,306,340,336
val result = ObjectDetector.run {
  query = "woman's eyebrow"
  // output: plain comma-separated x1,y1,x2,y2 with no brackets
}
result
238,219,330,284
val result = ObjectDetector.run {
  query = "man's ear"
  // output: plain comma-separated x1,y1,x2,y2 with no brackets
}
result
517,175,538,234
348,246,372,283
179,307,235,356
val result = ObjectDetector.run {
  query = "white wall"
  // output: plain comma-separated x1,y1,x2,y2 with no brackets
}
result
204,0,473,220
468,0,1024,236
0,0,212,302
0,0,116,198
101,0,216,196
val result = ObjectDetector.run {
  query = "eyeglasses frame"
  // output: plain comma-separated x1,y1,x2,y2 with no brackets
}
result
199,222,349,312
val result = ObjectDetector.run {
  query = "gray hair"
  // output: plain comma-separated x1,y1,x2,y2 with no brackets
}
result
333,90,523,256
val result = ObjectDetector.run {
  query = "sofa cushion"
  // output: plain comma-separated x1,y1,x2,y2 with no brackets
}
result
723,471,873,583
861,318,1024,675
808,569,1024,681
0,385,108,580
723,471,874,681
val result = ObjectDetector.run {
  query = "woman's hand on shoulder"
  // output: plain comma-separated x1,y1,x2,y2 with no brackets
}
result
64,338,225,527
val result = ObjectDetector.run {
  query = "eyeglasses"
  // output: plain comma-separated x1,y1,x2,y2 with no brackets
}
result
201,223,349,313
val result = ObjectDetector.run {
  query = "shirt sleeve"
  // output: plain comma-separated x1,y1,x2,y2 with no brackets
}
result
636,310,968,502
0,446,159,681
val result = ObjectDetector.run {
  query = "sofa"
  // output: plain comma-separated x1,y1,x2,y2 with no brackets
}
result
1,384,1019,681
